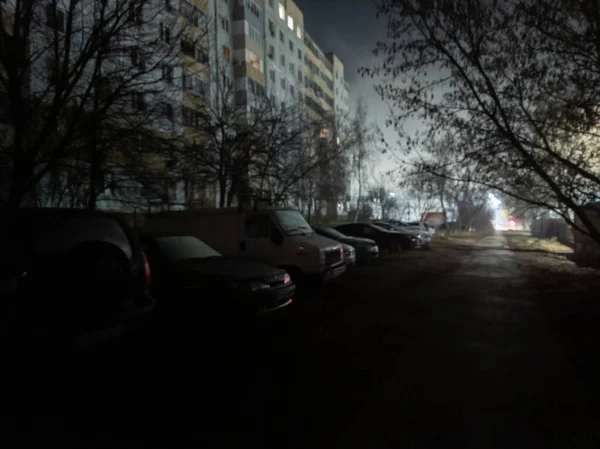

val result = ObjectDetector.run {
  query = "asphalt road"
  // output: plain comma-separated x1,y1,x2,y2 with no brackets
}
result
7,234,600,448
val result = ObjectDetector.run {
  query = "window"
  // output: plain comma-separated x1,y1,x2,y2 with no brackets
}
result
279,30,284,42
281,78,286,89
288,40,293,52
250,26,261,42
162,103,174,122
162,65,174,83
159,23,171,43
269,70,275,82
181,40,194,58
130,48,145,70
297,49,302,60
280,54,285,66
46,4,65,32
289,63,294,73
245,215,274,239
269,0,274,7
165,0,173,11
296,26,302,39
298,70,302,82
181,1,205,27
45,57,59,84
196,47,209,64
268,20,275,37
290,85,295,98
132,92,146,110
220,15,229,32
287,15,294,30
182,106,200,128
268,45,274,60
128,3,142,24
278,3,285,20
223,45,230,61
247,0,260,18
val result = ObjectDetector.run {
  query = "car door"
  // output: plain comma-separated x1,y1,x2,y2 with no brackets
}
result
362,225,384,247
241,214,280,266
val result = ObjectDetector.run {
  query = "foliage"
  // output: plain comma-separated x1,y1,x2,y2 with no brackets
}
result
364,0,600,245
0,0,193,209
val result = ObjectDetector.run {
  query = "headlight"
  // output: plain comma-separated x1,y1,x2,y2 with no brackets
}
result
232,280,270,292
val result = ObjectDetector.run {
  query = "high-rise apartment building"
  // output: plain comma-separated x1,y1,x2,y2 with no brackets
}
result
264,0,304,104
0,0,350,210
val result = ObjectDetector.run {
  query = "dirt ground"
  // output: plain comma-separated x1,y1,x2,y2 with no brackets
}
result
504,231,600,405
6,231,600,449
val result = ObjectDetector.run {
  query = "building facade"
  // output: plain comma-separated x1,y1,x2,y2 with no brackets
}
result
0,0,351,211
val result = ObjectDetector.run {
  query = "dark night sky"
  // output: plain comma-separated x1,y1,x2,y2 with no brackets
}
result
295,0,383,86
296,0,395,174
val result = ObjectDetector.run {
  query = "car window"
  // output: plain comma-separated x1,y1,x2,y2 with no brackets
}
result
244,214,274,238
273,210,312,236
154,236,221,262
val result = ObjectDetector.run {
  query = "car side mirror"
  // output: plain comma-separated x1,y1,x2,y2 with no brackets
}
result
270,228,283,246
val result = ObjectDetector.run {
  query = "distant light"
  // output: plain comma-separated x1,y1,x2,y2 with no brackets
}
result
488,193,501,210
389,192,396,197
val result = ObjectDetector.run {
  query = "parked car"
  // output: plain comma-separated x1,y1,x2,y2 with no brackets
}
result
335,223,418,253
315,227,379,264
374,220,431,247
0,208,155,349
405,221,436,236
140,234,295,322
140,207,345,282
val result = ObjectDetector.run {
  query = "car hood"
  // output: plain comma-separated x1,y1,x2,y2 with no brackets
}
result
291,233,341,250
174,257,284,281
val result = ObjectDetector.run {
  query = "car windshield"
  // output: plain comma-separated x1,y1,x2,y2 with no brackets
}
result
155,236,222,263
322,227,347,240
370,224,389,232
274,210,313,236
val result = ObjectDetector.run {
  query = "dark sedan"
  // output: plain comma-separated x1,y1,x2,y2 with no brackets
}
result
335,223,417,253
140,234,294,322
315,227,379,264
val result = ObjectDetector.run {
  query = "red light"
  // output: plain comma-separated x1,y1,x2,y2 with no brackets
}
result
509,220,516,226
142,253,151,288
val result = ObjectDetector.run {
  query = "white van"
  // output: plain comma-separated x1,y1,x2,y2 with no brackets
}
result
140,207,346,281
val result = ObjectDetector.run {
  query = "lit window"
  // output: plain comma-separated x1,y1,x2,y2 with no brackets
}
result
296,26,302,39
287,15,294,30
336,136,340,145
278,3,285,20
320,128,329,138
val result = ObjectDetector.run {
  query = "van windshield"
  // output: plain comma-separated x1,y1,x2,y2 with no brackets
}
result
274,210,314,236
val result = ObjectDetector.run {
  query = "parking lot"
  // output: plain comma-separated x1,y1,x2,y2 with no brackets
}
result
7,232,600,449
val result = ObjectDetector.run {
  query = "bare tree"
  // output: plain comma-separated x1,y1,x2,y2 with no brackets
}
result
0,0,200,210
364,0,600,244
351,97,376,222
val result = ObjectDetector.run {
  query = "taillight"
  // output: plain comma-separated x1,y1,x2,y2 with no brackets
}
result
142,253,151,288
